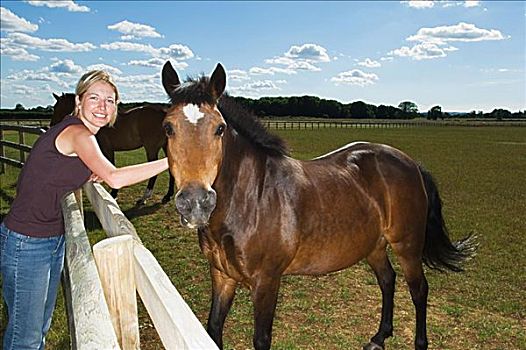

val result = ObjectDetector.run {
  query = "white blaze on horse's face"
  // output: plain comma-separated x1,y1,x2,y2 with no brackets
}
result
163,103,226,191
183,104,205,125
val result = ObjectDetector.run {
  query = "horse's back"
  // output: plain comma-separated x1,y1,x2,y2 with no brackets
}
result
283,141,427,274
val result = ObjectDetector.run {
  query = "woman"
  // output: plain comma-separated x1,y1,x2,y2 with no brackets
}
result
0,70,168,349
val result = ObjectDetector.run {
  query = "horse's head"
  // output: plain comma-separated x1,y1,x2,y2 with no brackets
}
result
162,61,227,228
51,92,75,126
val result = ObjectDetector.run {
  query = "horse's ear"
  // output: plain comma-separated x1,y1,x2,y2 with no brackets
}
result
53,93,60,101
209,63,226,101
162,61,180,96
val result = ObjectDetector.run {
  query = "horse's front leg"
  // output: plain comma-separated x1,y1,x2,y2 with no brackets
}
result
207,267,237,349
251,275,281,350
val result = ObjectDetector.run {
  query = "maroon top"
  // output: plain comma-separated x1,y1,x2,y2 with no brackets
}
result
4,116,92,237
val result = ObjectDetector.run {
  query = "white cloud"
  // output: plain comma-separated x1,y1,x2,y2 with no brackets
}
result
285,43,330,62
264,43,330,73
100,41,156,54
402,1,481,9
107,20,162,40
6,69,72,88
331,69,379,86
227,69,250,81
357,58,381,68
230,80,287,95
401,1,435,9
408,22,507,43
157,44,194,60
464,1,480,8
1,7,38,32
0,38,39,61
389,42,456,60
86,64,123,76
128,58,187,70
48,59,83,73
249,66,296,75
25,0,90,12
390,22,506,61
101,41,194,61
6,32,96,52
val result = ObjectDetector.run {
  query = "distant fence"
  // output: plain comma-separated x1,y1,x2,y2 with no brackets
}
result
0,124,46,173
263,119,526,129
0,118,50,127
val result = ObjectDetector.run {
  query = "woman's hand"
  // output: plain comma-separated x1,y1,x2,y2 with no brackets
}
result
89,173,104,183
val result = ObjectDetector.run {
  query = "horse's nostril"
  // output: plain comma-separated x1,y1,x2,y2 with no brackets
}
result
201,190,217,210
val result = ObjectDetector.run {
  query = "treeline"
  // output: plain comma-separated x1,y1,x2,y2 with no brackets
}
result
1,97,524,120
233,96,525,120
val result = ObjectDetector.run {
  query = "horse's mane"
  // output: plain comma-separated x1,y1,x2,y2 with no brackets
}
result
219,95,289,157
167,76,217,106
169,76,289,157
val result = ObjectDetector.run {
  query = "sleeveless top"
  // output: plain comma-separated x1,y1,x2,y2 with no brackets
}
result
4,116,92,237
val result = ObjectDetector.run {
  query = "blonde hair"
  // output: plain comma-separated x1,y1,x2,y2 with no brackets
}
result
75,70,120,126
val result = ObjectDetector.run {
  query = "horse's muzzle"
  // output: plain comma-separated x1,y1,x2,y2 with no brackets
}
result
175,185,217,228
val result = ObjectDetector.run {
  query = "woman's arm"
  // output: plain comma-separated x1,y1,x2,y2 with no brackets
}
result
57,125,169,189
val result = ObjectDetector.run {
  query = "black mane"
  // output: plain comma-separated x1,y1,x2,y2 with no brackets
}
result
218,94,289,157
167,76,217,106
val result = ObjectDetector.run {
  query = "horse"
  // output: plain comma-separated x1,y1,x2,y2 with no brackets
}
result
52,93,175,205
160,61,477,350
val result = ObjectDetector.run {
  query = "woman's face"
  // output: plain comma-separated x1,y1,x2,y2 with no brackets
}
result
76,81,116,132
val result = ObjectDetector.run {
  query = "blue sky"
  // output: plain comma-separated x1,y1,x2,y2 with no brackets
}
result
1,1,524,112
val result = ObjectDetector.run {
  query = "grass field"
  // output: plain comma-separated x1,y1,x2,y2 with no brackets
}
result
1,125,525,349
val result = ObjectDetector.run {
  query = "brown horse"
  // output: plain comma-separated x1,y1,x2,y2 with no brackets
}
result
160,62,476,350
52,93,175,205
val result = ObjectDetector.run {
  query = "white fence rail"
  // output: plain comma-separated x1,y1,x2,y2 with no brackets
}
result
63,182,218,349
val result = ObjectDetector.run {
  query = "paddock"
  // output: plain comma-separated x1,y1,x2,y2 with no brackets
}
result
1,123,524,349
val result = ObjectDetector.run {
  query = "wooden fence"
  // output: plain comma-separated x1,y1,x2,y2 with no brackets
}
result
0,124,46,173
262,119,526,129
0,123,217,349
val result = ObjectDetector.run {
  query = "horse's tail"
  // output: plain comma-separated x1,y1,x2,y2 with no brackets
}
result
419,165,477,272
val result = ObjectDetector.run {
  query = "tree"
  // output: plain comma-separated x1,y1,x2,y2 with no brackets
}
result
427,105,442,120
398,101,418,114
14,103,25,111
490,108,512,120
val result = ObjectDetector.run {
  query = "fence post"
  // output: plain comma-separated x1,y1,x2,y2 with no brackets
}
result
62,192,120,350
18,130,25,163
0,127,4,174
93,235,140,350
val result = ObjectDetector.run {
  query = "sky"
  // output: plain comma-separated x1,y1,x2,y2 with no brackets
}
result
0,0,524,113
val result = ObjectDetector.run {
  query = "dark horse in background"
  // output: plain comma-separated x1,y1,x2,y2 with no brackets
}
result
52,93,175,205
160,62,477,350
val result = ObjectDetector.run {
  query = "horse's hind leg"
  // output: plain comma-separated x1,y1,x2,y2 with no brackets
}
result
364,242,396,350
136,147,160,205
391,242,429,350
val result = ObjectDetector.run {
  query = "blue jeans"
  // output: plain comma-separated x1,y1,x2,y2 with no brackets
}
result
0,223,65,350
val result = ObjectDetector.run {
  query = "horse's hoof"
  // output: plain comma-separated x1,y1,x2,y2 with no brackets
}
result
161,196,172,204
363,342,384,350
135,199,146,206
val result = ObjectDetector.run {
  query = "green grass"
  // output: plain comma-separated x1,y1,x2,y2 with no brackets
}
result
1,126,525,349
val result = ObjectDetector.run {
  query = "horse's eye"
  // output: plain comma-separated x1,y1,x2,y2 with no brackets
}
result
215,124,226,136
163,122,174,137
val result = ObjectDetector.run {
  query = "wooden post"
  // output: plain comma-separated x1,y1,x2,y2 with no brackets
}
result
61,192,120,350
0,127,4,174
18,130,25,163
133,242,218,350
94,235,140,350
74,188,83,218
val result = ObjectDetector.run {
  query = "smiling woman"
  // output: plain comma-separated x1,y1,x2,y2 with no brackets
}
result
0,69,169,350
